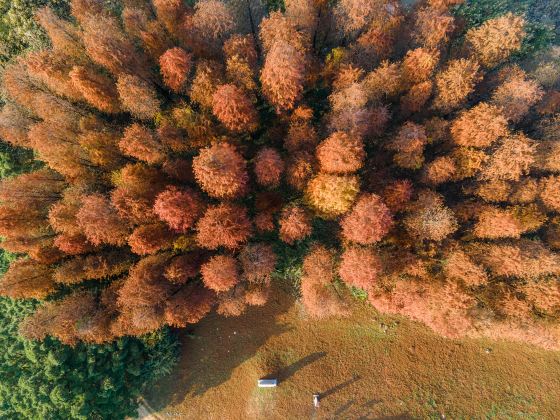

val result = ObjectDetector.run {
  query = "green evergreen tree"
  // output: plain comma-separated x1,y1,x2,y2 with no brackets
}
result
0,0,70,65
0,290,178,419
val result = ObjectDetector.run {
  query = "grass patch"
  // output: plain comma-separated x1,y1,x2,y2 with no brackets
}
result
145,287,560,419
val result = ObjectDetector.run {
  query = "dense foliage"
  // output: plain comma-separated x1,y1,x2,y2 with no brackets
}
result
0,0,125,65
0,0,69,65
0,294,178,419
1,5,178,417
0,0,559,351
454,0,558,56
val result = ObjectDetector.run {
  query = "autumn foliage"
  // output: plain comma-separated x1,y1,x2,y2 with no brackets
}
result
338,247,381,291
0,0,559,350
278,205,312,244
201,255,239,292
192,142,248,198
341,194,393,244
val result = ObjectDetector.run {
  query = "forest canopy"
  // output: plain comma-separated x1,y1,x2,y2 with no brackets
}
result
0,0,559,352
0,295,178,419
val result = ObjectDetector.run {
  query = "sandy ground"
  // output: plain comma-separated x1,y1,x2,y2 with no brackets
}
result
145,288,560,419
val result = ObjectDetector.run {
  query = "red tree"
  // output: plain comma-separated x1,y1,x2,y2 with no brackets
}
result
300,246,349,318
116,75,161,120
0,259,55,299
76,194,130,246
239,243,277,284
316,132,365,174
110,163,168,223
159,47,193,92
404,190,458,241
128,223,177,255
382,179,413,212
69,66,121,113
339,247,381,291
196,203,252,249
340,194,393,244
254,147,284,187
278,205,312,244
164,253,204,284
54,251,132,285
201,254,240,292
286,150,316,191
81,12,149,78
192,142,248,199
54,233,94,255
165,284,216,327
212,84,258,132
116,254,174,336
0,103,34,148
261,41,306,112
119,124,166,164
154,186,205,232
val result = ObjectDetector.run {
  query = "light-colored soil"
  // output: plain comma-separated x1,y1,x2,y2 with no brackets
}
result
145,288,560,419
136,397,163,420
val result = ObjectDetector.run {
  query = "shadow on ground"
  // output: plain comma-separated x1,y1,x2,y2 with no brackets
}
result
270,351,327,382
144,285,560,419
145,288,294,409
320,375,361,400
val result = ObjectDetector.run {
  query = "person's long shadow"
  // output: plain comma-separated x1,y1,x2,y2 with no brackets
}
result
145,287,295,408
334,399,355,417
319,375,362,400
270,351,327,382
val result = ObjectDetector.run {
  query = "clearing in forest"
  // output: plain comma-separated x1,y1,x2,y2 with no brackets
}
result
145,287,560,419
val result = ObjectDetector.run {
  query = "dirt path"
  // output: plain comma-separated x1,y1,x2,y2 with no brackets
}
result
144,288,560,419
136,397,164,420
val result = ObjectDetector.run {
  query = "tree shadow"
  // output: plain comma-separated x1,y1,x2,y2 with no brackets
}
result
145,287,295,409
319,375,362,400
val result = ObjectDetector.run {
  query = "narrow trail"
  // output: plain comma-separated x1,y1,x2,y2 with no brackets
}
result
136,397,164,420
